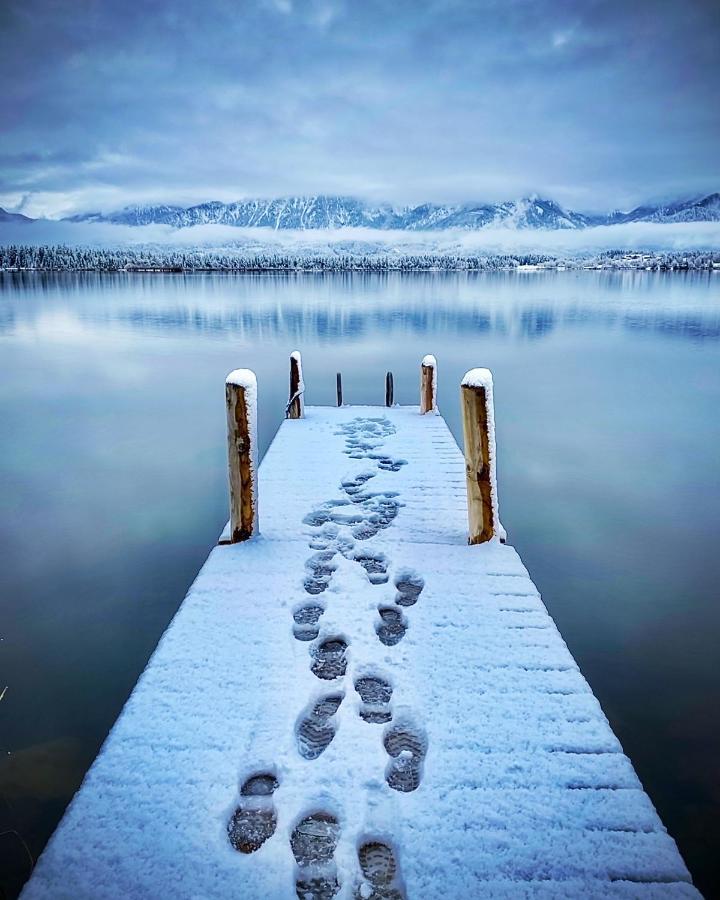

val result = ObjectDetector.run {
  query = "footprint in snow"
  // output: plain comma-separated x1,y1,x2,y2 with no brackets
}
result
305,500,364,529
351,521,383,542
356,841,405,900
376,607,408,646
351,494,401,540
336,417,397,461
304,551,338,595
372,570,425,647
352,550,389,584
291,811,341,900
341,471,376,497
309,522,339,550
293,603,325,642
393,570,424,607
368,453,407,473
227,773,279,853
384,722,427,793
311,637,348,680
296,694,344,759
355,675,393,724
306,419,403,551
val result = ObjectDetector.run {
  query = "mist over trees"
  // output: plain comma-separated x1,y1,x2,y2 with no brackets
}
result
0,244,718,273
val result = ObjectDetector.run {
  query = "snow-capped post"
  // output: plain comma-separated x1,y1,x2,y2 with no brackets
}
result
225,369,258,542
420,355,437,414
336,372,343,407
461,368,499,545
287,350,305,419
385,371,394,407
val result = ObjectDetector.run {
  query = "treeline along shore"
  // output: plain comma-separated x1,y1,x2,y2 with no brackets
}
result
0,244,719,273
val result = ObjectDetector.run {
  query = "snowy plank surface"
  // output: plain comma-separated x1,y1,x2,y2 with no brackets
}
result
23,406,699,899
249,406,469,545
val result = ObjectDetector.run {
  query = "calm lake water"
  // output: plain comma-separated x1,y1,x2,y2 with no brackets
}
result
1,270,719,897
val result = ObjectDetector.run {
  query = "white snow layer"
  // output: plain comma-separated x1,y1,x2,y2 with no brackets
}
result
461,366,493,390
226,367,258,391
22,406,698,899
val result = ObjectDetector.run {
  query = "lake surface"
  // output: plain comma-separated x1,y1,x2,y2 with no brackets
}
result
1,270,719,897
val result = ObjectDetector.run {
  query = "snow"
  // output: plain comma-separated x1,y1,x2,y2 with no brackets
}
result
22,406,698,899
226,367,258,391
58,193,720,232
461,366,492,390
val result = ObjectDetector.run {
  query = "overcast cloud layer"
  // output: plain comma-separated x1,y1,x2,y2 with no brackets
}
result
1,0,718,218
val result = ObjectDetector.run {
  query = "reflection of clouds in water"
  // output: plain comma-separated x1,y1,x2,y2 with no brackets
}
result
0,306,16,333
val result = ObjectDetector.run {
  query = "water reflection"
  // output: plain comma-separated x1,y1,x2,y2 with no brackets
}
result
3,271,718,342
91,303,720,344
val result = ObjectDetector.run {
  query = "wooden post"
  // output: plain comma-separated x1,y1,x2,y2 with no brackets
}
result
287,350,304,419
385,371,394,407
336,372,343,407
461,368,498,544
420,355,437,414
225,369,258,542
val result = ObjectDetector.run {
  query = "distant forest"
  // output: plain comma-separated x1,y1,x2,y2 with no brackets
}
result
0,244,719,273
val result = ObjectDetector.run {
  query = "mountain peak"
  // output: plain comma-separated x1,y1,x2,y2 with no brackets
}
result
61,193,720,231
0,207,34,223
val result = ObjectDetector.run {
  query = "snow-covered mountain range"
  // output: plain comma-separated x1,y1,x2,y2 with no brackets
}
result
0,208,34,224
9,193,720,231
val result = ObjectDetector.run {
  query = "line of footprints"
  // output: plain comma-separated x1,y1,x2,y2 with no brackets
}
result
228,418,425,899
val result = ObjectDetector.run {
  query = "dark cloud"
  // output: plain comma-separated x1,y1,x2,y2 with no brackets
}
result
1,0,718,216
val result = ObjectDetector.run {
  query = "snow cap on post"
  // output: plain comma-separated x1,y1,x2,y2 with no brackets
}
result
226,368,258,390
287,350,305,419
225,368,259,541
420,354,438,414
461,367,492,391
461,367,504,544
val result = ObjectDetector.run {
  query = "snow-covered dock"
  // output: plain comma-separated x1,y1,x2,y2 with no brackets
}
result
22,361,699,899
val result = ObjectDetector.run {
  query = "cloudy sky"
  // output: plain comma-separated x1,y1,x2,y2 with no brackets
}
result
1,0,718,218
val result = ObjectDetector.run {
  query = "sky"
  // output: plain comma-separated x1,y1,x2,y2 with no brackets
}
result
0,0,718,219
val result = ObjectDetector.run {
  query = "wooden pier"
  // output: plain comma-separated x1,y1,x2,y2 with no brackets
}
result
21,356,699,899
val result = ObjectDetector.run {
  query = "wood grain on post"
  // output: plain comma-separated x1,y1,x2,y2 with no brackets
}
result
225,369,258,542
287,351,304,419
385,371,394,407
461,368,496,544
420,354,437,414
336,372,343,407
